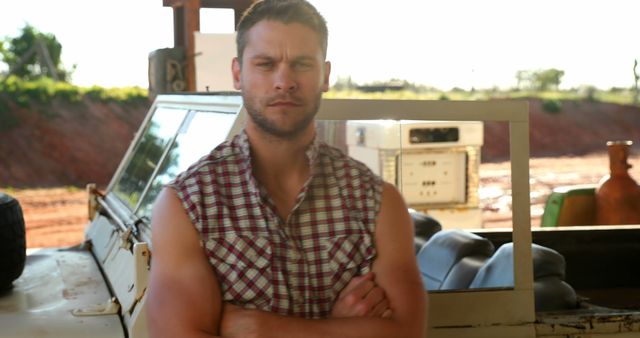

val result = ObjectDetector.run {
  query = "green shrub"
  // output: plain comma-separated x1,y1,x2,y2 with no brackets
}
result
542,99,562,114
82,85,147,102
0,76,147,105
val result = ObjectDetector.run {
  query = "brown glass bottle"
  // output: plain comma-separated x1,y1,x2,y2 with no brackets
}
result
595,140,640,225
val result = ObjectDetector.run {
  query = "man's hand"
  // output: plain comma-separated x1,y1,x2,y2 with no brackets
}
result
330,272,392,318
220,275,392,338
219,272,391,338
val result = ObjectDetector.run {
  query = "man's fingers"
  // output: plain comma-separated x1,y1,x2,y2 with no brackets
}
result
364,284,386,304
348,284,389,317
369,297,390,317
360,285,388,317
382,309,393,318
362,285,387,314
345,279,376,301
330,272,393,318
339,272,374,298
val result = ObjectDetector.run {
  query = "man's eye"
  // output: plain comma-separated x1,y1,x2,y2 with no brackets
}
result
256,62,273,68
294,62,312,70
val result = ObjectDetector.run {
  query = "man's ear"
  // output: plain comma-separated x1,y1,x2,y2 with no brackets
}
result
232,57,242,90
322,61,332,92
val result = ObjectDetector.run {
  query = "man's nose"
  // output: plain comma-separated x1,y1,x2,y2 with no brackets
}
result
274,66,298,92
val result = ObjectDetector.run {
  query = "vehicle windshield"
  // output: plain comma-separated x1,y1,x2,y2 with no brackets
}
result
109,95,242,218
135,110,237,220
111,107,187,211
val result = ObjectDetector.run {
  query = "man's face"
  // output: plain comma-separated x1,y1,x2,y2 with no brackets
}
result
232,20,331,139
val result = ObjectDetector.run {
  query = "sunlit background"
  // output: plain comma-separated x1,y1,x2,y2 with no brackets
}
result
1,0,638,90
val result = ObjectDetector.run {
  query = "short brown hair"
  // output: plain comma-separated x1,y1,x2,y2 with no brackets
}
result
236,0,328,64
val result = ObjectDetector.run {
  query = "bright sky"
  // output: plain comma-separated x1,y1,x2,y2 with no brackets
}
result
1,0,639,90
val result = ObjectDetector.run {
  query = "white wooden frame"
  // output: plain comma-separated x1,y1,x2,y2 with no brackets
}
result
316,99,535,336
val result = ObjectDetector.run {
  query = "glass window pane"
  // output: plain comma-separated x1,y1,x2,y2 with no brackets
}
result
135,110,237,220
112,107,187,210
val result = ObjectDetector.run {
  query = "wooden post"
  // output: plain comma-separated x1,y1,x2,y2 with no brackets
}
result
164,0,200,92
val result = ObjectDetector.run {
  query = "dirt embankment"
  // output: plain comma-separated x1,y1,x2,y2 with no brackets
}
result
483,99,640,161
3,97,640,190
0,96,148,188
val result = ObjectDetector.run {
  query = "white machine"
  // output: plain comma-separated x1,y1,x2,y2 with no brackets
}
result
346,120,483,229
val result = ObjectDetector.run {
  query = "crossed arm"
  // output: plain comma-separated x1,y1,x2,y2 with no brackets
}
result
147,183,427,338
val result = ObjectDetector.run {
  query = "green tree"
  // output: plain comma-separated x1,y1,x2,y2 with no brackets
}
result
0,24,73,82
515,68,565,91
515,70,532,90
532,68,565,91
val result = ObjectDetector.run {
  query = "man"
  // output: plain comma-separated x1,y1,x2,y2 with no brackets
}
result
147,0,427,337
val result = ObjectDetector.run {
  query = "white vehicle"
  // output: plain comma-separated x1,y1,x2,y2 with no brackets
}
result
1,93,639,337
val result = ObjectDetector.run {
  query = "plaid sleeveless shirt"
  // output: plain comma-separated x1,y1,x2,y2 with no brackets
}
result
169,130,383,318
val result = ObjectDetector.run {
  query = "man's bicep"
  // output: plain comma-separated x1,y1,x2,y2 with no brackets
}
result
147,188,222,338
371,182,427,335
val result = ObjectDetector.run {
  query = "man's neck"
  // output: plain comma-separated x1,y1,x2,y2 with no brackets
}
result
245,122,315,184
245,122,316,220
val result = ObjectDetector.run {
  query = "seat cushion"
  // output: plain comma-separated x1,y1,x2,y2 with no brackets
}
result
411,210,442,243
417,229,494,290
470,242,567,289
532,243,566,280
534,276,578,311
441,255,489,290
469,242,577,311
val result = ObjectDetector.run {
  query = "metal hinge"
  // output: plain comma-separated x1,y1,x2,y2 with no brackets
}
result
86,183,99,221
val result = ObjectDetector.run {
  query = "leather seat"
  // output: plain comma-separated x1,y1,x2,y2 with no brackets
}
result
410,210,442,254
417,230,578,311
417,229,494,290
469,243,578,311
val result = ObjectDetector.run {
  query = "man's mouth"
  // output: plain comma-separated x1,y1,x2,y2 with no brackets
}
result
268,100,301,107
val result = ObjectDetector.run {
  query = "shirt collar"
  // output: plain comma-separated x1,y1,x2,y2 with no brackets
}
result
235,128,322,195
305,132,321,168
236,129,252,159
236,128,322,167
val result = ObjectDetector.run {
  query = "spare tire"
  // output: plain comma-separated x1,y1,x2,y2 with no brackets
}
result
0,192,26,292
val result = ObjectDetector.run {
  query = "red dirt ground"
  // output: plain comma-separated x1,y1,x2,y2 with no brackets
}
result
10,187,87,248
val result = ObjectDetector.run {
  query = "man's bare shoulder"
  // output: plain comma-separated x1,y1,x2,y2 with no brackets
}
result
380,182,405,205
152,188,189,226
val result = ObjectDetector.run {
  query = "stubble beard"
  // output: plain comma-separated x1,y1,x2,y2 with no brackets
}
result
243,91,322,140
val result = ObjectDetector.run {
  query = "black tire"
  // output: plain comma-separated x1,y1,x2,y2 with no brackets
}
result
0,192,26,293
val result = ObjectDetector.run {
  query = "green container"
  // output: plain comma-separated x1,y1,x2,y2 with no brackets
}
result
541,184,597,227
